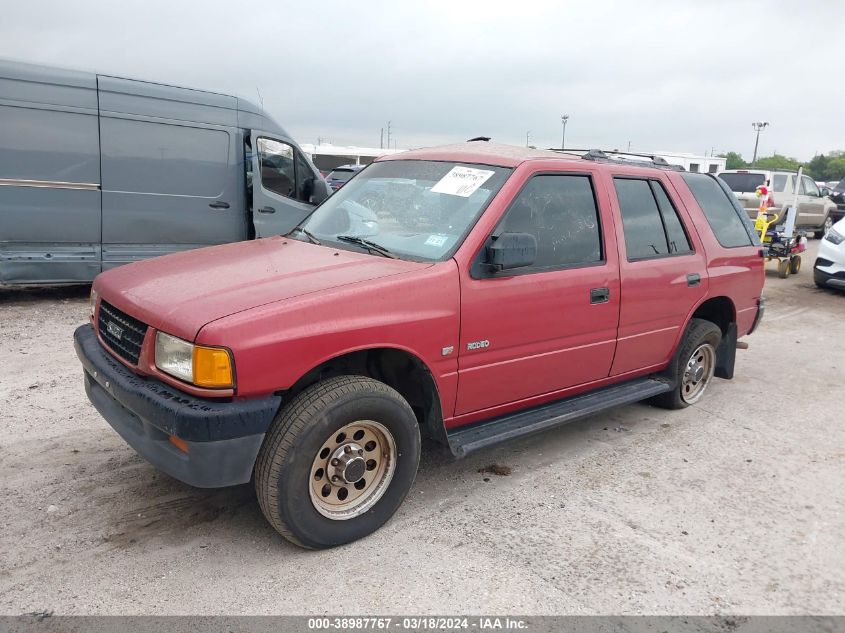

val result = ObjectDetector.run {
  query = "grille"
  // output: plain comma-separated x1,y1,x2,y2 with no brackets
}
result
97,300,149,365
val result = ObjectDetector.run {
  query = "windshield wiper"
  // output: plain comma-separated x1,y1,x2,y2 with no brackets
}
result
288,226,321,245
335,235,397,259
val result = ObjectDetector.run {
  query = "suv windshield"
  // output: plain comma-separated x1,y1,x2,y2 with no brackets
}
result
836,178,845,191
327,169,357,183
718,172,766,192
300,160,512,261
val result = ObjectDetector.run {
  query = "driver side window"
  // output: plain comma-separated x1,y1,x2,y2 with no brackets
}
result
801,176,819,197
499,174,603,271
257,137,296,200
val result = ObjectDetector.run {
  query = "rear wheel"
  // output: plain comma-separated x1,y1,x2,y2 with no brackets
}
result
777,259,790,278
254,375,421,549
651,318,721,410
789,255,801,275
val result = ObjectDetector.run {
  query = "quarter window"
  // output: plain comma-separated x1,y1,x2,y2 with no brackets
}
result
498,174,602,270
614,178,691,260
681,173,754,248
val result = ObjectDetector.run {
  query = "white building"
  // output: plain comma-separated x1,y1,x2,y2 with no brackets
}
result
646,151,726,174
300,143,405,172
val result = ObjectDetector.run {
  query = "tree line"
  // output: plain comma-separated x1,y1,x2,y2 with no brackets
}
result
719,150,845,182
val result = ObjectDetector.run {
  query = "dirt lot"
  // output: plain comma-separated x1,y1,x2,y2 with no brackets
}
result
1,240,843,615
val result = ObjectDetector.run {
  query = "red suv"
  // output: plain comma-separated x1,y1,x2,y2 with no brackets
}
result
75,141,765,548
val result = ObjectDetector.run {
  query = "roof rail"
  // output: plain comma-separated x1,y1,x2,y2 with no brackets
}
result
549,148,686,171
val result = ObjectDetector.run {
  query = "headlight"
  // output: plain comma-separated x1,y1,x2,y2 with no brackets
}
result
154,331,234,388
825,228,844,245
89,288,98,317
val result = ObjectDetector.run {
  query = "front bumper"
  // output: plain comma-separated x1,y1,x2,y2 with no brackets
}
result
74,324,281,488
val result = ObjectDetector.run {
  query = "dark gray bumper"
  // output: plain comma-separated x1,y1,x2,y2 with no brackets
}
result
74,324,281,488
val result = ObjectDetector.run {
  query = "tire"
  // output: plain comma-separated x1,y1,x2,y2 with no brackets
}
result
789,255,801,275
815,215,834,239
254,375,421,549
777,259,790,278
650,318,722,410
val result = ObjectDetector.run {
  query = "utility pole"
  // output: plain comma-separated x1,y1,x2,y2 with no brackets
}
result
560,114,569,149
387,121,392,151
751,121,769,165
627,140,632,152
380,128,384,149
526,130,531,147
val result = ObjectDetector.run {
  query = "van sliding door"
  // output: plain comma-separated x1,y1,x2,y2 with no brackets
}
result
98,76,246,269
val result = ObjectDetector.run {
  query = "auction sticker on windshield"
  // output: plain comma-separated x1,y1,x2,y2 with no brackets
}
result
430,166,495,197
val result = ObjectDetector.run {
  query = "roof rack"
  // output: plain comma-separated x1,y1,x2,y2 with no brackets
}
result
549,148,686,171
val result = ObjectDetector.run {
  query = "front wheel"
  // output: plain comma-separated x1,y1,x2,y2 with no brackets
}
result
789,255,801,275
254,375,421,549
814,215,833,239
651,318,722,410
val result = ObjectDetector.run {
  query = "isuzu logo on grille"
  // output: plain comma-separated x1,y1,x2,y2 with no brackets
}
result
106,321,124,340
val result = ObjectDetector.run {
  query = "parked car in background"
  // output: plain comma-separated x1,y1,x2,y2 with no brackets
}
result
814,217,845,290
326,164,366,191
75,141,764,548
828,178,845,227
0,59,329,285
718,169,836,238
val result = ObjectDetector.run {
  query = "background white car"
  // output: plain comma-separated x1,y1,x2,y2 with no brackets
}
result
815,217,845,290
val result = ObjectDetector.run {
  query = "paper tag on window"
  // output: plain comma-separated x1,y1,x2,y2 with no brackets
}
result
430,166,495,197
424,234,448,247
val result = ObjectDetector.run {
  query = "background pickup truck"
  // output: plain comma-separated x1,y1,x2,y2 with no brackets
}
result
75,140,765,549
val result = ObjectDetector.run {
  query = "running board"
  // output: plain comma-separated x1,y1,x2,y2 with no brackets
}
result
446,377,672,457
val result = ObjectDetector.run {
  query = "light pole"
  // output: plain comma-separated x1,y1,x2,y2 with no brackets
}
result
560,114,569,149
751,121,769,165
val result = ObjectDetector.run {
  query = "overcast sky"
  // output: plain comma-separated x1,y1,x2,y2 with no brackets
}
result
2,0,841,160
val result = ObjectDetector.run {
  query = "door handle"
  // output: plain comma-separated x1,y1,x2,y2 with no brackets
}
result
590,287,610,304
687,273,701,287
258,206,276,214
209,201,230,209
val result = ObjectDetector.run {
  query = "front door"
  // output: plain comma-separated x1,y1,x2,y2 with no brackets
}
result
249,131,327,237
456,171,620,416
608,173,707,375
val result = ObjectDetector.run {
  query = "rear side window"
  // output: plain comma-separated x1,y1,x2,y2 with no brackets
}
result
682,173,754,248
718,172,765,193
613,178,691,260
772,174,789,192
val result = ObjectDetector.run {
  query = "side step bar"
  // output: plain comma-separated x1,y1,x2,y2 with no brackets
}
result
446,377,672,457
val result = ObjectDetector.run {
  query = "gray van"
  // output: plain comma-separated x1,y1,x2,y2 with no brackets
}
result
0,59,329,284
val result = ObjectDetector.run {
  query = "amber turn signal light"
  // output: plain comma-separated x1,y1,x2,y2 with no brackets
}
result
192,346,234,388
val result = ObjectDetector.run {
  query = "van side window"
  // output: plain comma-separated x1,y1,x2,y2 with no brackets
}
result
257,138,296,199
681,173,753,248
772,174,787,192
614,178,691,260
498,174,602,270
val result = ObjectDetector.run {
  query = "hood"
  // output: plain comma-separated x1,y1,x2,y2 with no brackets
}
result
95,237,427,341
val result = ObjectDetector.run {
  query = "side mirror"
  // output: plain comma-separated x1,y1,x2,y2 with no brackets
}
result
310,178,330,205
487,232,537,271
819,187,830,198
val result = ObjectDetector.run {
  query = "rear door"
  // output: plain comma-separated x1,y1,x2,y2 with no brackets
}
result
249,131,327,237
797,176,825,227
606,172,707,375
456,167,620,415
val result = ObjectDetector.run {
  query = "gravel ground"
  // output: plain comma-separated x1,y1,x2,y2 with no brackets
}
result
0,240,843,615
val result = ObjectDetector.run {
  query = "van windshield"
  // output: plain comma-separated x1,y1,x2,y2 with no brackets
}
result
299,160,512,261
718,172,766,192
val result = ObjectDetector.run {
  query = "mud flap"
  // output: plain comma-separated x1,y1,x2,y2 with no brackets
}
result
714,323,737,380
